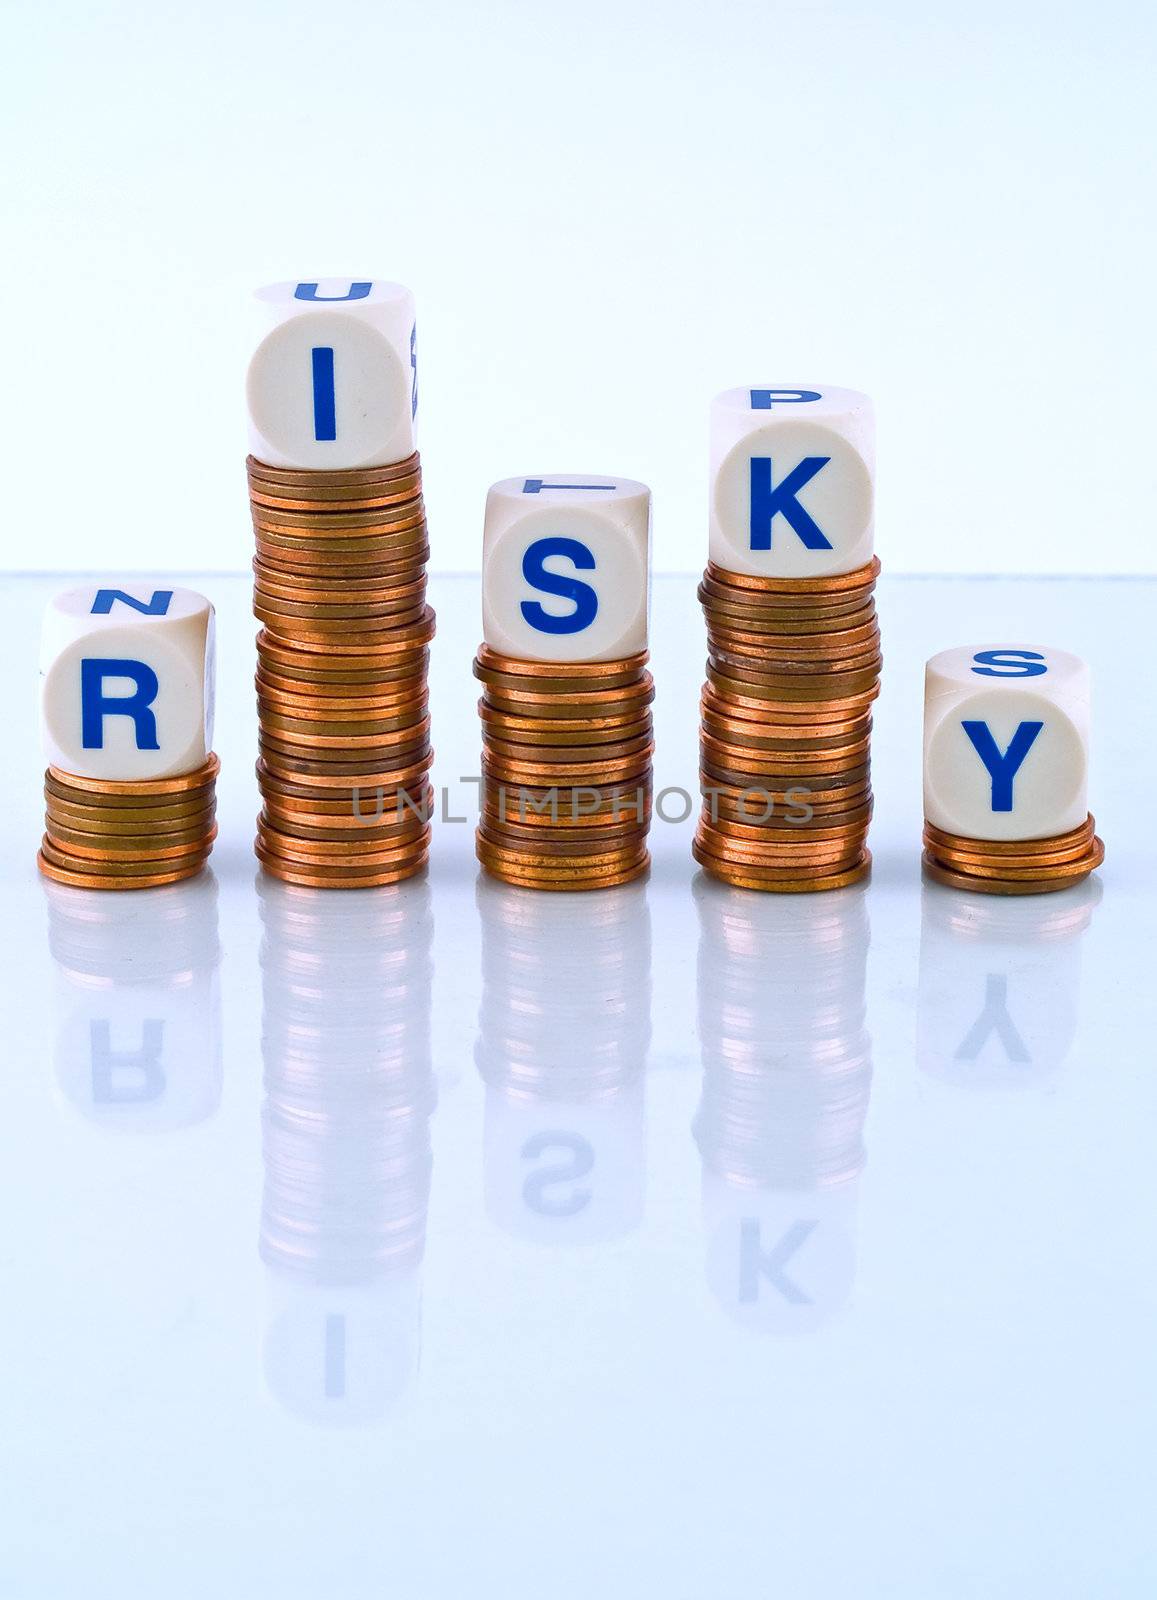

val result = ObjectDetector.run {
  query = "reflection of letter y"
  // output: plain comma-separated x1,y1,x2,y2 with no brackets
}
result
954,974,1031,1064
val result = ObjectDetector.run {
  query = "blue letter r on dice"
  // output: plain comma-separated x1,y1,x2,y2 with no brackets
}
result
81,659,161,750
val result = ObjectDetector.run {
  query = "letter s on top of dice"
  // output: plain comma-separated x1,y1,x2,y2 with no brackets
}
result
709,386,874,578
246,279,417,471
923,645,1090,841
40,584,215,781
482,475,651,663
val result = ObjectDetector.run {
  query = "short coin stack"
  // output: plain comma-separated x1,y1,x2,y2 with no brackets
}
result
38,583,218,892
40,757,219,891
693,387,880,892
248,456,435,888
922,816,1105,895
245,279,433,888
475,648,654,889
922,644,1105,895
694,559,881,890
475,475,654,891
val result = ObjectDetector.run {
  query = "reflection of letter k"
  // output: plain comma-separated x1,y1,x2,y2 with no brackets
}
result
739,1217,817,1304
954,973,1031,1064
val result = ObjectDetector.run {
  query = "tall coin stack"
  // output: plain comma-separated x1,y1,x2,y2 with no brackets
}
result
245,280,434,889
693,388,880,892
475,476,654,891
38,584,218,891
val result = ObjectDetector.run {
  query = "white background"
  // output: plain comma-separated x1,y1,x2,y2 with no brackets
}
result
3,0,1155,575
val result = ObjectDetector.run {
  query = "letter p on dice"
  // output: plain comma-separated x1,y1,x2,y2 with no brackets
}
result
482,476,651,662
923,646,1090,840
41,585,215,780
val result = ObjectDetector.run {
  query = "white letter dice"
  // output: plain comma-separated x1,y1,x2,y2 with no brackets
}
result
41,584,215,781
923,645,1090,840
482,475,651,663
710,386,874,578
247,279,417,470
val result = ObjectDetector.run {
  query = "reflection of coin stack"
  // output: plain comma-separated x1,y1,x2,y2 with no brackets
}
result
917,879,1100,1090
259,878,435,1423
694,388,879,892
475,878,651,1243
45,874,222,1132
246,280,434,889
38,584,218,890
694,875,872,1332
475,476,654,890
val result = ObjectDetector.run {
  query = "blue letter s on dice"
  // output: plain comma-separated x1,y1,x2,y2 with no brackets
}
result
482,476,651,664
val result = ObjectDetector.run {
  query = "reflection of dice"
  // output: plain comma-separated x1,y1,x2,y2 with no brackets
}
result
264,1274,422,1427
40,584,214,781
709,386,874,578
247,279,417,470
482,1088,646,1246
481,475,651,662
47,874,223,1132
924,646,1090,840
702,1179,859,1336
916,880,1099,1090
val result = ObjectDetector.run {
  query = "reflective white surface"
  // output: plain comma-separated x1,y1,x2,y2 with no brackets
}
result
1,575,1153,1598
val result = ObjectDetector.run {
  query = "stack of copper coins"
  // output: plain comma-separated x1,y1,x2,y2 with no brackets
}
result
247,455,435,888
474,647,654,890
693,559,881,891
39,755,219,891
922,816,1105,896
